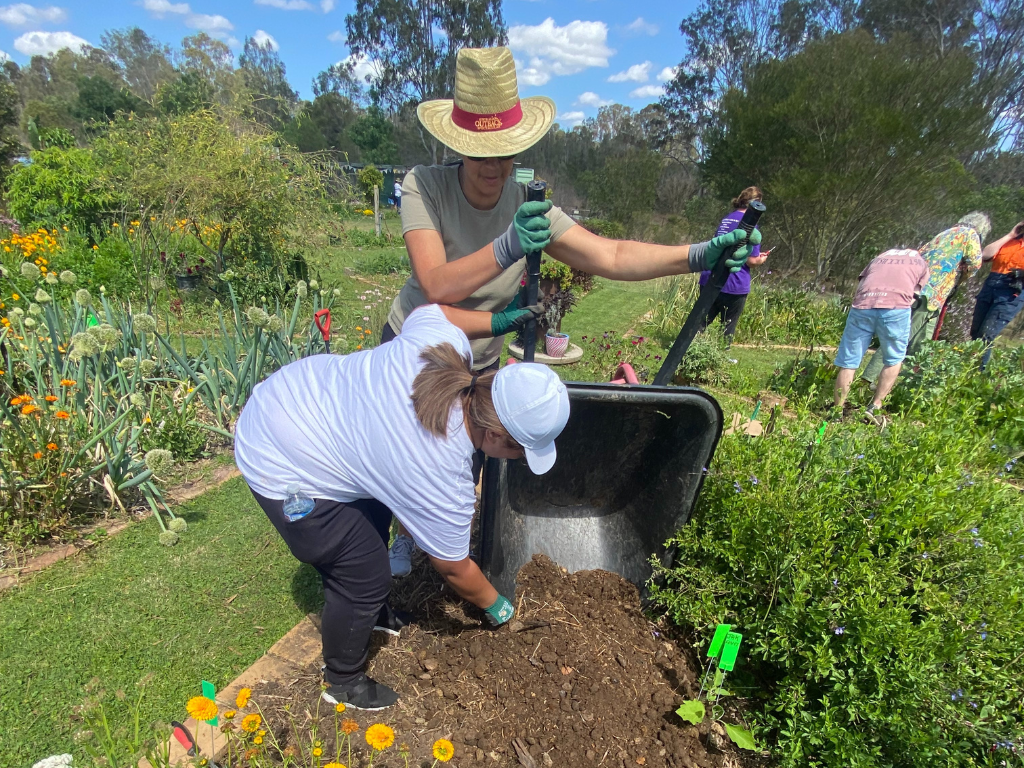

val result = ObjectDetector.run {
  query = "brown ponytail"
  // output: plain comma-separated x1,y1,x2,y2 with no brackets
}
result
411,343,519,444
731,186,763,210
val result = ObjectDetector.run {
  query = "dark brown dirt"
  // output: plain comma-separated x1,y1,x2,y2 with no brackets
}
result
251,555,759,768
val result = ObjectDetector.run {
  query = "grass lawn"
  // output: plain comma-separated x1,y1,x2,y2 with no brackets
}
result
0,478,322,768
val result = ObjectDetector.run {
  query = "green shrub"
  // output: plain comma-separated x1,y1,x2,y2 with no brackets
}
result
6,144,112,230
651,406,1024,767
140,393,207,461
357,164,385,204
675,329,731,387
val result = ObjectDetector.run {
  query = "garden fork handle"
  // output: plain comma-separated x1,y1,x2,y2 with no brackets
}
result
522,180,548,363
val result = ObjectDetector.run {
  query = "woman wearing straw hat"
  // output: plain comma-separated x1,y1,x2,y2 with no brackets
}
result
384,45,760,577
385,46,760,367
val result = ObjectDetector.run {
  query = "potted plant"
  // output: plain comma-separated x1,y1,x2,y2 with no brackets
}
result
164,251,208,291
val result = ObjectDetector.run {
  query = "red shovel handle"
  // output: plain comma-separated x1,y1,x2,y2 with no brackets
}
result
314,309,331,343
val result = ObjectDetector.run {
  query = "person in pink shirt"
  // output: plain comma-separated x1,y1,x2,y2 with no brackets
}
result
833,248,929,423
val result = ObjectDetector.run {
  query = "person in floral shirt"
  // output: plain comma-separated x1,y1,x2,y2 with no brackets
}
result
862,211,989,384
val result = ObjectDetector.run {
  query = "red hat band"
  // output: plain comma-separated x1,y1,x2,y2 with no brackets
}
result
451,101,524,133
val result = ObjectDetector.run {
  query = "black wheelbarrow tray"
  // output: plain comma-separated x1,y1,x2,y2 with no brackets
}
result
479,382,723,599
478,200,764,598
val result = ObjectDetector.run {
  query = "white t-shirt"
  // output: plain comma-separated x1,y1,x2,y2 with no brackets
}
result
234,304,476,561
394,181,402,198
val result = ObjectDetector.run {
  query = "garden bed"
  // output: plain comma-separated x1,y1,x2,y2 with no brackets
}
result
247,555,757,768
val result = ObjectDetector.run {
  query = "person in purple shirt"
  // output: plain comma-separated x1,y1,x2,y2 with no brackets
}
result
698,186,771,347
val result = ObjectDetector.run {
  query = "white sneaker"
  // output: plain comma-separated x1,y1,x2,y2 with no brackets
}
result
388,534,415,577
727,358,738,365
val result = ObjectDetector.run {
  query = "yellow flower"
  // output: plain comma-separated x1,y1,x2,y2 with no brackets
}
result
92,245,98,250
223,710,236,720
335,702,346,713
365,724,394,751
254,736,263,745
12,293,19,300
186,696,218,722
236,687,252,709
433,739,454,762
312,747,323,757
240,713,261,733
324,763,346,768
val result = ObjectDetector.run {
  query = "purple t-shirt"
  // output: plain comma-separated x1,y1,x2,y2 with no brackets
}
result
699,209,761,295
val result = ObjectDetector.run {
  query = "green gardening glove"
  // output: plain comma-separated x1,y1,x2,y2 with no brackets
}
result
690,227,762,274
483,594,515,627
492,201,554,269
491,292,543,336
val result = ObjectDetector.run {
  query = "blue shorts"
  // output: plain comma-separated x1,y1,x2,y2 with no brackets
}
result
834,307,911,369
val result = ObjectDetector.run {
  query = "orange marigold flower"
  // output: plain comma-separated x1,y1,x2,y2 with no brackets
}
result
433,739,454,762
186,696,218,722
33,451,43,460
10,395,24,405
47,443,58,451
365,724,394,751
356,344,362,350
55,411,70,419
236,687,252,709
45,395,58,402
21,404,37,415
60,379,76,387
341,719,359,735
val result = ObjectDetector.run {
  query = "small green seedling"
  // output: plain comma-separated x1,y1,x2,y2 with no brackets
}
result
676,626,757,751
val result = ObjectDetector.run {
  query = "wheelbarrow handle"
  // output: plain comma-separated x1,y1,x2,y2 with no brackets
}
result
521,180,548,363
652,201,765,386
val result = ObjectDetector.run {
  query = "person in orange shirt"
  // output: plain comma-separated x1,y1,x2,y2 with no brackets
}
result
971,221,1024,367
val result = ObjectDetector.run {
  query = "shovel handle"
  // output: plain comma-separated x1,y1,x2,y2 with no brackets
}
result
521,180,548,363
314,309,331,343
652,201,765,386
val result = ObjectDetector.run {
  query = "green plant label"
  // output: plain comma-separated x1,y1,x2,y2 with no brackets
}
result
719,632,743,671
201,680,218,725
676,700,706,725
708,624,731,658
724,723,757,751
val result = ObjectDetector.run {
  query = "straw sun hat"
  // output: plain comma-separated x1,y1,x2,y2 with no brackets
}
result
417,46,556,158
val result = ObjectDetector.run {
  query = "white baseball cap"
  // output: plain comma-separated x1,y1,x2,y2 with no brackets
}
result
491,363,570,474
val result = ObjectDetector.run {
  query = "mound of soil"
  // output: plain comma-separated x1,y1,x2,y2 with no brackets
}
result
254,555,757,768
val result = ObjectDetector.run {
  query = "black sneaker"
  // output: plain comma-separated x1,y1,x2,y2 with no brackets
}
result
321,674,399,711
374,604,413,636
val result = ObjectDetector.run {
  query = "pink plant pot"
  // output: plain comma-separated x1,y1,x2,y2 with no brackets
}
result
545,332,570,358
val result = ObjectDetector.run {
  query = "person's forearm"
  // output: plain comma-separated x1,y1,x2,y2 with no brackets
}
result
429,555,498,608
438,305,496,339
982,232,1014,261
406,233,504,304
547,235,691,280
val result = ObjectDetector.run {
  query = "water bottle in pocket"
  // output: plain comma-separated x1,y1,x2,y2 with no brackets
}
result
283,484,315,522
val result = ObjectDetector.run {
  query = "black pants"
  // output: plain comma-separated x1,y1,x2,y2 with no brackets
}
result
251,489,392,686
697,290,747,344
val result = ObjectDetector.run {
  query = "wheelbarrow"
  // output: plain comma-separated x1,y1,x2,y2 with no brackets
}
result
479,197,765,598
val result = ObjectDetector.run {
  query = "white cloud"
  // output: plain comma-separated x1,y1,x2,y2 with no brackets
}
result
255,0,313,10
139,0,236,44
624,17,658,36
629,84,665,100
657,66,677,82
340,53,378,83
0,3,66,26
576,91,611,108
13,29,88,55
557,111,585,128
0,49,8,60
509,17,613,85
326,29,344,43
608,61,651,83
252,29,278,50
320,0,335,10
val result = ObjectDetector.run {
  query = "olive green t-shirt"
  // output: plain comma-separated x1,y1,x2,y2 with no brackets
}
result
390,163,577,369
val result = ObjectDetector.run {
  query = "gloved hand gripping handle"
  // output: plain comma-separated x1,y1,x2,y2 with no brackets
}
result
522,180,548,363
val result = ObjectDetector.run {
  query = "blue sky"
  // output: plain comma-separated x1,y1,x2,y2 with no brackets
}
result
0,0,699,125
